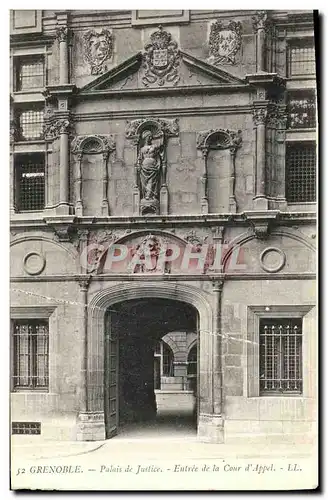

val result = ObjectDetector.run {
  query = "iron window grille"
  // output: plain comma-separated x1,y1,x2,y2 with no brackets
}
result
286,142,316,203
259,318,302,395
17,107,44,141
187,345,197,376
287,40,316,77
287,91,316,129
15,153,45,211
12,319,49,391
15,56,44,91
12,422,41,435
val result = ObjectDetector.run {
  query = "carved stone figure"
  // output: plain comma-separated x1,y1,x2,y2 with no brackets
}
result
137,130,163,214
83,29,113,75
208,20,242,65
142,25,180,87
129,234,167,274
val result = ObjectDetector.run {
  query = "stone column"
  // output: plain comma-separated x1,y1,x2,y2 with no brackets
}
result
200,148,209,214
229,148,237,213
101,151,109,216
56,27,69,85
212,279,224,415
253,11,268,72
75,153,83,216
58,119,71,214
252,107,268,210
78,277,90,413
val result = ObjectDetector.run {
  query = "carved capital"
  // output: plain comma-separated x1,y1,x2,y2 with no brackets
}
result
56,26,69,43
252,11,269,32
72,229,89,250
252,107,268,126
44,118,74,140
53,225,73,242
211,278,224,293
78,276,91,292
253,222,270,240
211,226,225,242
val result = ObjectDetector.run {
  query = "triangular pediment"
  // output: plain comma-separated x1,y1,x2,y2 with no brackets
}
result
78,50,246,95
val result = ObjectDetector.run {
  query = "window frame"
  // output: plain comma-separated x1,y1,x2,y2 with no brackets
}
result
14,54,45,92
247,305,315,398
14,151,46,212
287,38,316,78
10,306,56,393
285,141,316,204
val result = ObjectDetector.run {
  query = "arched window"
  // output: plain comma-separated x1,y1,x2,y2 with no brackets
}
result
187,344,197,376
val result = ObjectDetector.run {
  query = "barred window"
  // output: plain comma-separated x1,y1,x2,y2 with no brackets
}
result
187,344,197,376
288,41,316,77
18,108,44,140
15,56,44,91
286,142,316,203
259,318,302,395
287,91,316,129
12,320,49,391
15,153,45,211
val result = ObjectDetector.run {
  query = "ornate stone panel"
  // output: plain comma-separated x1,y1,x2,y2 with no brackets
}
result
208,20,242,66
83,29,113,75
141,26,180,87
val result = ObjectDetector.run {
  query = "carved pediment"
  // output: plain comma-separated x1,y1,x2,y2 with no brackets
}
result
78,49,246,95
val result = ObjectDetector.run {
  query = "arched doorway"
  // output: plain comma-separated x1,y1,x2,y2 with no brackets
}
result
104,298,198,438
86,282,214,441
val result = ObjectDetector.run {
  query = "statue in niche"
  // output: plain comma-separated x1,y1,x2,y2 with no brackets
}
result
137,130,164,214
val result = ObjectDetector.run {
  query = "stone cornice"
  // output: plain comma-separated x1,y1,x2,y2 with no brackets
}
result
9,211,316,232
73,105,253,122
10,272,316,283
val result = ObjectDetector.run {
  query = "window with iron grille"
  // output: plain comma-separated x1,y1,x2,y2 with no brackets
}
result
15,56,44,91
12,422,41,435
15,153,45,211
17,107,44,141
288,40,316,77
12,319,49,391
286,142,316,203
259,318,302,395
287,91,316,129
187,344,197,376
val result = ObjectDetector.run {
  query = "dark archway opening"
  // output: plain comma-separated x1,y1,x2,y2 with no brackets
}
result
104,298,198,439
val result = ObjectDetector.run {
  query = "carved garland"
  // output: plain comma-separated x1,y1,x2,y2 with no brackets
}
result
71,135,116,216
196,128,242,214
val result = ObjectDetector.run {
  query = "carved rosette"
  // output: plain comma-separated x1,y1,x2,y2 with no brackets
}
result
44,118,74,141
208,20,242,65
142,25,180,87
83,29,113,75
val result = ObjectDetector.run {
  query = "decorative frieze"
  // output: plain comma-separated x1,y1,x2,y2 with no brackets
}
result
208,20,242,66
83,29,113,76
141,25,180,87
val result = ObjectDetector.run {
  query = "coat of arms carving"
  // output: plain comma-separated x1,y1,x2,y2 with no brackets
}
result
83,29,113,75
208,20,242,65
142,25,180,87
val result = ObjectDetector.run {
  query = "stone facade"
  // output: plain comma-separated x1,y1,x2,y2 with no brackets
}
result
10,10,317,444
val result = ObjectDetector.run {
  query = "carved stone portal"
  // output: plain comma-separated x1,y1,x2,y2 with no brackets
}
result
83,29,113,75
141,25,180,87
126,118,179,215
208,20,242,66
